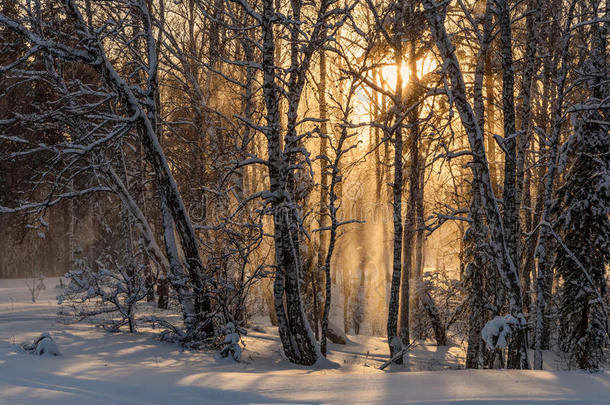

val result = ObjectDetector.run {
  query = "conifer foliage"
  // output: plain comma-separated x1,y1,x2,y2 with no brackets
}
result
553,111,610,370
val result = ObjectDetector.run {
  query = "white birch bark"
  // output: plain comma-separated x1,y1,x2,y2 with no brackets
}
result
534,1,577,370
422,0,526,368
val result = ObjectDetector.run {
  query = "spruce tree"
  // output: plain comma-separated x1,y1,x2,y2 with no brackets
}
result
553,111,609,370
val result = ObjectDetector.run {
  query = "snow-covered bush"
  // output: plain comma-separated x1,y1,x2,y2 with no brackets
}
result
21,332,61,356
58,203,153,333
219,322,244,362
59,250,149,333
481,315,522,350
58,191,163,332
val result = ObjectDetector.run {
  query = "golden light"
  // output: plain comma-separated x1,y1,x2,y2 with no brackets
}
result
417,56,438,79
352,55,439,143
378,57,438,91
379,64,411,91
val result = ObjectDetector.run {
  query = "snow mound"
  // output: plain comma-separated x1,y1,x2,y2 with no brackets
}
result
35,336,60,356
219,323,242,362
481,315,518,349
21,332,61,356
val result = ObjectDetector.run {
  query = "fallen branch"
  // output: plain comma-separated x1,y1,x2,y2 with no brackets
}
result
379,342,417,370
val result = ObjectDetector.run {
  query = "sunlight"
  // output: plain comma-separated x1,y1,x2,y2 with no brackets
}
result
352,54,439,144
417,55,438,79
379,64,411,91
378,56,437,91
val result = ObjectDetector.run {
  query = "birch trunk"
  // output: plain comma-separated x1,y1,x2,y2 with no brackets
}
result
515,0,541,324
534,2,576,369
261,0,318,365
317,38,329,342
422,0,527,368
466,0,493,368
387,1,407,361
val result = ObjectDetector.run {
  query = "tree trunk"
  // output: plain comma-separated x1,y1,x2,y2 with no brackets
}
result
261,0,317,365
423,0,526,368
534,2,576,369
466,0,493,367
317,37,329,342
387,8,406,360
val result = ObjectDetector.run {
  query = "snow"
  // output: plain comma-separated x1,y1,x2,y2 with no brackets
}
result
482,315,519,349
220,323,242,362
34,335,61,357
1,278,609,404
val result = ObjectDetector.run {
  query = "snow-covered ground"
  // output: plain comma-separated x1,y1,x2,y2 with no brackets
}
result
1,278,608,404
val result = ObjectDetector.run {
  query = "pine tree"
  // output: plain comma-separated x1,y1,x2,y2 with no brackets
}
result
553,112,609,370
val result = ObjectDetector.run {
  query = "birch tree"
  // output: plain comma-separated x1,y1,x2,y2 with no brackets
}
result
422,0,528,368
223,0,350,365
0,0,213,342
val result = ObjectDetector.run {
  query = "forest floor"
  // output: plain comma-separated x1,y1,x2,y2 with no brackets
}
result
0,277,609,404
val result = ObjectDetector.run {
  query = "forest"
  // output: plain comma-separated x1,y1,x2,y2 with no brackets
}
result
0,0,608,377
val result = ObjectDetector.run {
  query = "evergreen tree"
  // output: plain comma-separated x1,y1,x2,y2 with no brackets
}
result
553,111,609,370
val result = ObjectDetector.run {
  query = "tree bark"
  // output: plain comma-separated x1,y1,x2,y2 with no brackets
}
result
534,1,576,369
422,0,526,368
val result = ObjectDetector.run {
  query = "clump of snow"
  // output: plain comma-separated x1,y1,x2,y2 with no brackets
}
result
35,336,60,356
312,353,341,369
10,343,27,355
220,323,242,362
481,315,519,350
21,332,61,356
